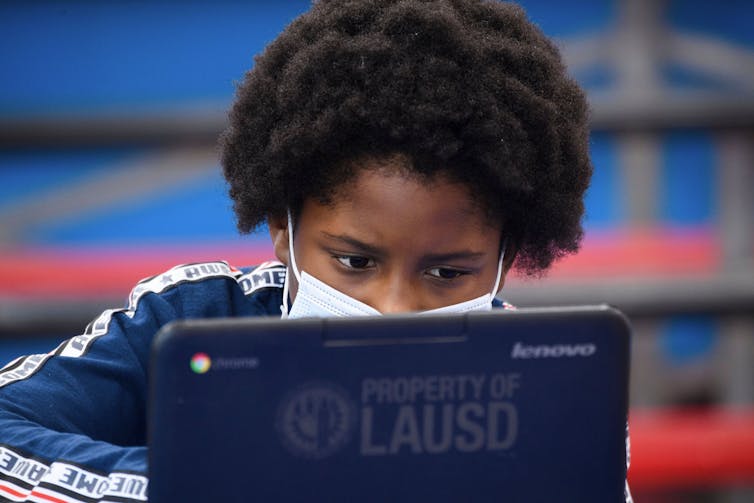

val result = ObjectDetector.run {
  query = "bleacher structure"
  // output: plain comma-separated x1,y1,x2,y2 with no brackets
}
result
0,0,752,499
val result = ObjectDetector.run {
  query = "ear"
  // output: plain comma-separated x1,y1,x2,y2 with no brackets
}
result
495,241,518,295
502,240,518,274
267,214,289,266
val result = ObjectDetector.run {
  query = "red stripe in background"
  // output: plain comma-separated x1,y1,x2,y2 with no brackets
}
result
0,227,723,298
628,407,754,491
541,227,720,279
0,242,274,297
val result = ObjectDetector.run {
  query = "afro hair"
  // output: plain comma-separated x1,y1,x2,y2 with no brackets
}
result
221,0,592,275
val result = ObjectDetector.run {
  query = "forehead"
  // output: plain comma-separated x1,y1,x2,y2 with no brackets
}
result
345,169,476,218
299,162,500,250
326,156,494,223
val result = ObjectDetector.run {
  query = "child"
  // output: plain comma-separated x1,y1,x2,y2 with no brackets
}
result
0,1,604,501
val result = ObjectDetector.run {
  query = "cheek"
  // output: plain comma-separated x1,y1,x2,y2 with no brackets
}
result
288,249,352,299
305,257,361,295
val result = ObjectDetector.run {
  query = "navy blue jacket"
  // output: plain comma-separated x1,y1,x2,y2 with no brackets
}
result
0,261,286,502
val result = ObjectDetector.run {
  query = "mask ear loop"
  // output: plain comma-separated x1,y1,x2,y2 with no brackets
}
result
280,210,301,318
490,239,506,301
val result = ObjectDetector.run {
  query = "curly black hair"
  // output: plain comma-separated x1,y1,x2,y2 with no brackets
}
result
221,0,592,275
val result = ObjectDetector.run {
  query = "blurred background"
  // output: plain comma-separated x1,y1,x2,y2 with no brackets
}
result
1,0,752,500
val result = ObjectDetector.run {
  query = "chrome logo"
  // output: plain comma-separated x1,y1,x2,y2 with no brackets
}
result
190,353,211,374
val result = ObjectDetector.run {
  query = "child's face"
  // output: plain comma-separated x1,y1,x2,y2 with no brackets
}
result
269,161,512,313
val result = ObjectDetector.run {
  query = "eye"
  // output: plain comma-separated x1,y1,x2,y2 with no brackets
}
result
426,267,469,280
335,255,375,270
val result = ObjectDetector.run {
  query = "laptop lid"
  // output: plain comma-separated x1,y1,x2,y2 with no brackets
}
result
148,305,630,502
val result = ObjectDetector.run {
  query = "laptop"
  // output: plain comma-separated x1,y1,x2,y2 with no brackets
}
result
148,305,630,502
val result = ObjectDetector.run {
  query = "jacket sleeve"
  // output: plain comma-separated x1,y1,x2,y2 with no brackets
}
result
0,261,248,503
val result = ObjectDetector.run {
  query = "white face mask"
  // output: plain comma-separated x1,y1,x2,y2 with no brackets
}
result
281,212,505,319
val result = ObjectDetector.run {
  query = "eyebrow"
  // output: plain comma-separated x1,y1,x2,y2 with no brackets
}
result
321,232,387,257
321,232,486,263
422,251,486,263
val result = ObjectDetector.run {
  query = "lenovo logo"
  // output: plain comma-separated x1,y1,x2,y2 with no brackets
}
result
511,341,597,359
